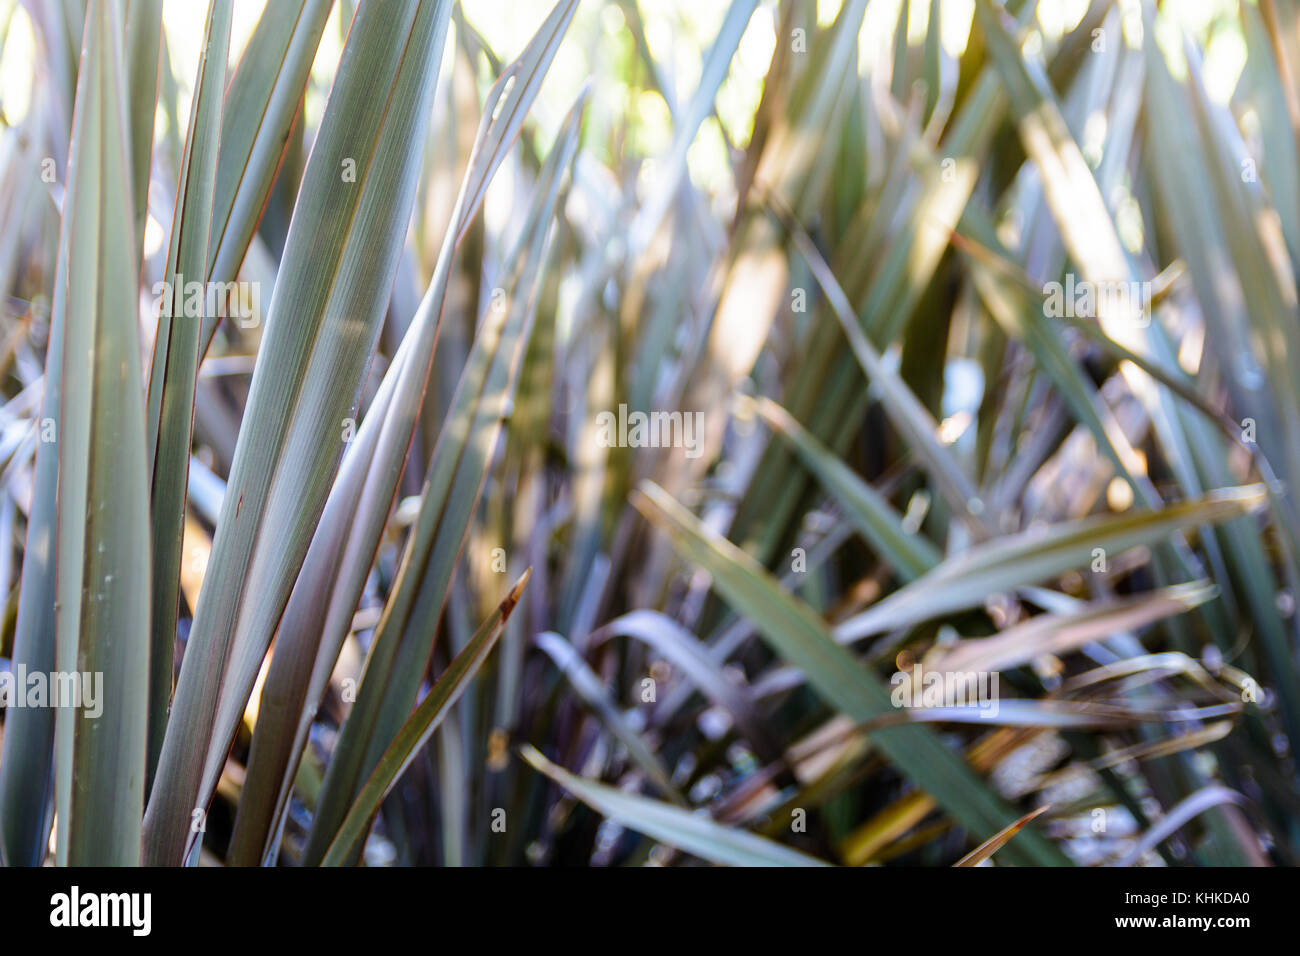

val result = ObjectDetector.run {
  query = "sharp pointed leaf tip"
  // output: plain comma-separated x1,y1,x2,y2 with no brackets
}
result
504,567,533,613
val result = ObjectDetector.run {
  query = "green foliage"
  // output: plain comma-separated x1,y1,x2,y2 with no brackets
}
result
0,0,1295,869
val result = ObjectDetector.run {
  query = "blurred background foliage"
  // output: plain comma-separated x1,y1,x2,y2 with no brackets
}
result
0,0,1298,867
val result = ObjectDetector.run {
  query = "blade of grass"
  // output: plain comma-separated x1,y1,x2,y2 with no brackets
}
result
836,486,1268,642
536,630,684,805
954,805,1050,866
200,0,335,355
753,396,941,580
933,582,1216,675
51,0,151,866
590,610,783,764
320,571,529,866
142,0,232,789
124,0,162,246
520,745,831,867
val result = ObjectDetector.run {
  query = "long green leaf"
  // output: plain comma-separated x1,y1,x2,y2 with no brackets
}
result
836,486,1268,642
200,0,335,354
142,0,231,789
755,396,941,580
123,0,162,246
51,0,151,866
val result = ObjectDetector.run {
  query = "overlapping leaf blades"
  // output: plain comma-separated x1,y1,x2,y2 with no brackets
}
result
142,0,455,865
